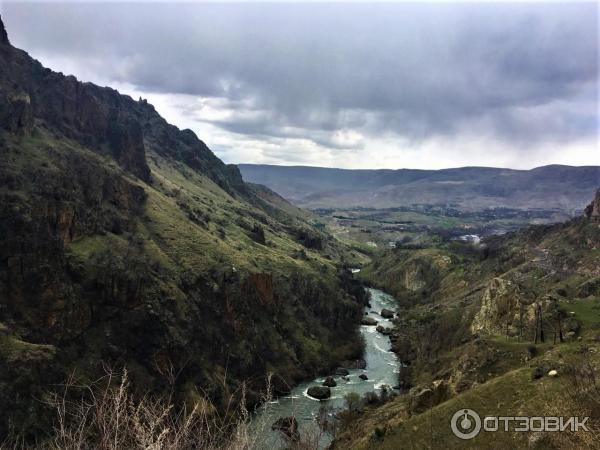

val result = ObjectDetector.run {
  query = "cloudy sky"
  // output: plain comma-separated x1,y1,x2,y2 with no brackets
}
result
2,1,598,169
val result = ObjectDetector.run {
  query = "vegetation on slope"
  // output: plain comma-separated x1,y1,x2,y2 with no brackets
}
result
0,16,369,442
335,191,600,448
239,163,600,211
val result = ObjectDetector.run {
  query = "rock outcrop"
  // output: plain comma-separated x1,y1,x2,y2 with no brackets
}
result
0,92,33,134
0,38,151,180
0,16,8,45
335,367,350,376
408,380,449,414
307,386,331,400
0,15,252,191
361,317,378,326
322,376,337,387
471,277,527,336
0,14,369,440
380,308,395,319
585,188,600,221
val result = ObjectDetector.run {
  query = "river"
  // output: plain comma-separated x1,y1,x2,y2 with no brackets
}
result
251,288,399,448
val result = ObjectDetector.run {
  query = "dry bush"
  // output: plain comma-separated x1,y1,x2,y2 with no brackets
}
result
1,365,343,450
2,369,274,450
273,405,336,450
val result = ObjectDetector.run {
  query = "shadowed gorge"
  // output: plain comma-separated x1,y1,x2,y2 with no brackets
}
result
332,189,600,449
0,4,599,449
0,15,369,440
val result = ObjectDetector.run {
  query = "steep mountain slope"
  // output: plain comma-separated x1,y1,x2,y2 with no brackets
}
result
335,190,600,448
239,164,600,211
0,16,368,439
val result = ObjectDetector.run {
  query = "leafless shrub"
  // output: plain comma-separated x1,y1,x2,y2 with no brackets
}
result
2,369,274,450
275,405,336,450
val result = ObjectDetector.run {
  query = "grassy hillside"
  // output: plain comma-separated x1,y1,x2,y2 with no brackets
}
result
0,16,370,440
335,202,600,448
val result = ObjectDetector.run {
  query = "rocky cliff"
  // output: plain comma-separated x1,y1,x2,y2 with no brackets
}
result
0,15,368,439
585,188,600,221
0,17,8,45
0,15,250,194
340,190,600,449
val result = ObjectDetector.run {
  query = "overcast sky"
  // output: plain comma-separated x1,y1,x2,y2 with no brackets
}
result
2,1,598,169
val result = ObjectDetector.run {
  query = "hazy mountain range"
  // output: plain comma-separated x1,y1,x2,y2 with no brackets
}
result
239,164,600,212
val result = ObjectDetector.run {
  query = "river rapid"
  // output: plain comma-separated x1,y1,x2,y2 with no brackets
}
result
251,288,399,448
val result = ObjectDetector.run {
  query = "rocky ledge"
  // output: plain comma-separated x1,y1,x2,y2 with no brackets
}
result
585,188,600,221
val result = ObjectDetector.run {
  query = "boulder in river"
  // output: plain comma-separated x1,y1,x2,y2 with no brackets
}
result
307,386,331,400
359,374,369,380
322,376,337,387
272,416,299,441
381,308,395,319
376,325,392,335
361,317,378,326
335,367,350,376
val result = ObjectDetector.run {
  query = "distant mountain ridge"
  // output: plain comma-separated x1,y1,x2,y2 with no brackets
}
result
238,164,600,211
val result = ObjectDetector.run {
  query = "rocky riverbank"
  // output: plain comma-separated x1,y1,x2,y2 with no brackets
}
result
254,288,400,449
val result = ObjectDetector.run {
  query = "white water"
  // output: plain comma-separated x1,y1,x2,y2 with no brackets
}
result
250,288,399,448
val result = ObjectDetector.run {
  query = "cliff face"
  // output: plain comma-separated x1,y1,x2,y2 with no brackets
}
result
0,15,368,439
585,188,600,221
0,17,8,45
0,30,148,180
339,192,600,450
0,15,248,193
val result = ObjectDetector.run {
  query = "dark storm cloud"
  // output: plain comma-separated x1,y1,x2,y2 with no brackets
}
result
1,2,597,160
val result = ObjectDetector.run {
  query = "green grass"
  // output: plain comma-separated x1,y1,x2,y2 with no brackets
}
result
0,335,56,363
1,128,376,426
140,152,367,281
561,297,600,329
335,214,600,450
372,367,566,450
69,234,126,259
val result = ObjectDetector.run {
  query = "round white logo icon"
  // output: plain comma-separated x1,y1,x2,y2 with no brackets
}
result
451,409,481,440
